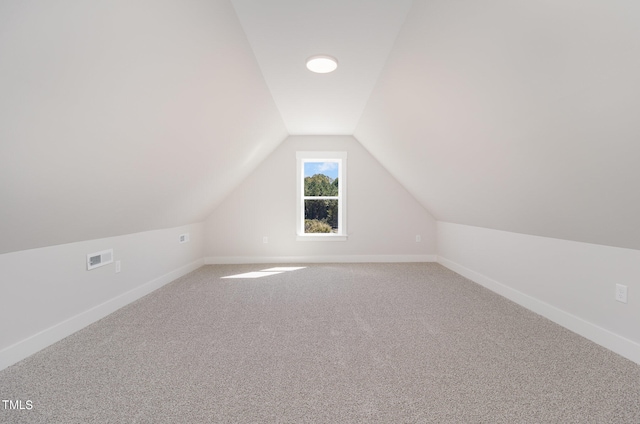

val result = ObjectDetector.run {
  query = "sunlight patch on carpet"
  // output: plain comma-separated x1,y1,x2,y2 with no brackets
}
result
221,267,306,279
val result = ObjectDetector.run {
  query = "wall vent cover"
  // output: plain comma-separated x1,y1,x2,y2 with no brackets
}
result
87,249,114,270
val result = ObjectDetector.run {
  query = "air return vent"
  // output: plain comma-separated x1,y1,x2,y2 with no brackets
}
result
87,249,114,271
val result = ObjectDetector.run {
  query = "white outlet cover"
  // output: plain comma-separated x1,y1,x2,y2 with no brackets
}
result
615,284,628,303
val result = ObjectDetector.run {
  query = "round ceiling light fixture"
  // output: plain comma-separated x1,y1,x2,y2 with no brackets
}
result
306,55,338,73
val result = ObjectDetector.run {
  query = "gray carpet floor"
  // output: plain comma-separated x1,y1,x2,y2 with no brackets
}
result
1,263,639,423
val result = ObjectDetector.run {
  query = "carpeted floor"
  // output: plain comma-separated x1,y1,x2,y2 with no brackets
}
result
1,263,639,423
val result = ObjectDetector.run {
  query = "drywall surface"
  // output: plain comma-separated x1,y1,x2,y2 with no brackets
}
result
437,221,640,364
356,0,640,250
231,0,412,134
0,0,286,254
0,223,204,370
205,135,436,262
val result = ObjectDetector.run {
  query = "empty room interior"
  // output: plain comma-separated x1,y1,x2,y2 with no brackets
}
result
1,0,640,422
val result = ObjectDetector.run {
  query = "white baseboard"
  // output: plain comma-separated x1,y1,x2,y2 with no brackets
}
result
437,256,640,365
205,255,437,265
0,259,204,371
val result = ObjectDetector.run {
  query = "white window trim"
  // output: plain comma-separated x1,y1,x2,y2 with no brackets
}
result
296,151,347,241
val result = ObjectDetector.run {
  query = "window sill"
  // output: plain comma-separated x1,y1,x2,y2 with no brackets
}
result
296,234,348,242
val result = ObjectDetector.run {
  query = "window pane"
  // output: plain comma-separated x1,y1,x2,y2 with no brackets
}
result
304,162,339,196
304,199,338,233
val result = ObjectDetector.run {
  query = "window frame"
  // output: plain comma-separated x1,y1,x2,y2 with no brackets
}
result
296,151,347,241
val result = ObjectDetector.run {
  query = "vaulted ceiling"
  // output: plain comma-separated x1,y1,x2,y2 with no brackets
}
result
1,0,639,254
0,0,287,253
230,0,412,134
355,0,640,250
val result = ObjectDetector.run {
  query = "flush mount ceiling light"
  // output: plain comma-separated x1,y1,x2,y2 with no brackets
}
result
306,55,338,73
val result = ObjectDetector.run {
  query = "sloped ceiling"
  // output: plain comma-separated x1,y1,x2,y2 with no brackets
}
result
0,0,287,254
231,0,412,134
3,0,639,254
355,0,640,250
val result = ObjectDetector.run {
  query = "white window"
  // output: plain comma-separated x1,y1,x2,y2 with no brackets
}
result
296,151,347,241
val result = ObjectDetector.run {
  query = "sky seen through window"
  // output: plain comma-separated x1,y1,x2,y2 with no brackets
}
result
304,161,338,179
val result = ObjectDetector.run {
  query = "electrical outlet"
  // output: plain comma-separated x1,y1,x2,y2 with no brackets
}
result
115,260,121,273
615,284,628,303
263,236,268,244
415,235,421,242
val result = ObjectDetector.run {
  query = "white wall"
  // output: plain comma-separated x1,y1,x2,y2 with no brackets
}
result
437,222,640,365
0,223,204,370
205,135,436,263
